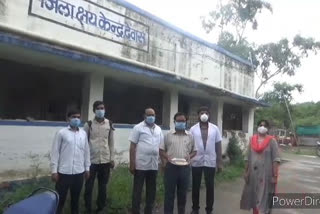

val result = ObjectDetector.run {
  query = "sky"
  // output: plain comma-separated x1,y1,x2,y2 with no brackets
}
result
126,0,320,103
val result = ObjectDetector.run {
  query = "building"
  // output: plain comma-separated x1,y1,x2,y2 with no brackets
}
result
0,0,265,180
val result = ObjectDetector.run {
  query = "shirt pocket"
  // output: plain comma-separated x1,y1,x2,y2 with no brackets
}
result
76,137,85,151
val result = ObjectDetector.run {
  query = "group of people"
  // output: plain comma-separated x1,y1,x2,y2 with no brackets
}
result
50,100,280,214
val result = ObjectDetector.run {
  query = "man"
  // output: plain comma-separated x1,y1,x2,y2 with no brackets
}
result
190,106,223,214
160,112,197,214
84,101,115,214
129,108,163,214
50,109,90,214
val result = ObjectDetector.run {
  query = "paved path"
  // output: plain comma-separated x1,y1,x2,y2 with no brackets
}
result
158,152,320,214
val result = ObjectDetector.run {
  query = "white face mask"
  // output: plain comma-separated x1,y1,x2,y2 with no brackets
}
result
258,126,268,134
200,113,209,122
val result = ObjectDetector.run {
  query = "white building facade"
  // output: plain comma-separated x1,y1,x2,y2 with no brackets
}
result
0,0,264,181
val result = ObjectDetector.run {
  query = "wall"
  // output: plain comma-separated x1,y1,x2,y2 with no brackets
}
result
0,0,254,98
0,125,250,180
0,124,170,181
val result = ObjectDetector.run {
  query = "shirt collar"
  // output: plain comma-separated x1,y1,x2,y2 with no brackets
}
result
173,130,188,135
94,118,106,124
144,121,155,129
68,126,79,131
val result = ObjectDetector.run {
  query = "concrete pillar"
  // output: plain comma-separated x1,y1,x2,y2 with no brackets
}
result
247,107,255,137
81,73,104,121
162,90,178,130
210,100,218,125
217,100,224,134
242,109,249,133
210,99,223,134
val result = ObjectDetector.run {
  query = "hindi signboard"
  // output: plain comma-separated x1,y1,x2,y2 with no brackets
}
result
29,0,149,52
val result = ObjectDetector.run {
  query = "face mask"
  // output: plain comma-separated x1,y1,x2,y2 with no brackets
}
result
145,116,155,125
200,114,209,122
175,122,186,130
70,118,81,128
95,109,105,119
257,126,268,134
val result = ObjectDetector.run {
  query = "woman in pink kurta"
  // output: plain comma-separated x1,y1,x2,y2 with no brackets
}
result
240,120,281,214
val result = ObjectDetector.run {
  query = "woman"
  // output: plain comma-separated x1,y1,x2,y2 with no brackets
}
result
240,120,281,214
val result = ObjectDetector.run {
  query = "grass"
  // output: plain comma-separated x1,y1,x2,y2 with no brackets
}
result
215,162,245,184
0,165,164,214
0,163,244,214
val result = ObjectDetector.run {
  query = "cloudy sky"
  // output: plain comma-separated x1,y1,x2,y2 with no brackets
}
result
126,0,320,103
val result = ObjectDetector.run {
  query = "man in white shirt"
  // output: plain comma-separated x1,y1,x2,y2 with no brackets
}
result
83,101,115,214
190,106,222,214
50,109,91,214
129,108,163,214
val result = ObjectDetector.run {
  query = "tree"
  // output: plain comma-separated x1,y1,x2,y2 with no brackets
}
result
202,0,272,45
262,82,303,104
255,82,303,129
202,0,320,98
254,36,320,98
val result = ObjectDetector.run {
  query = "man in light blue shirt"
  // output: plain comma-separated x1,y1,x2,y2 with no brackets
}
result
129,108,163,214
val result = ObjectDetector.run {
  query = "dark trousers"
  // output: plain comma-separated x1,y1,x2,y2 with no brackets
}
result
132,170,157,214
164,163,190,214
55,173,84,214
192,167,216,213
84,163,111,212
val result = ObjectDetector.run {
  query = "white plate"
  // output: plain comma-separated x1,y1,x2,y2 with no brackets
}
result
171,158,188,166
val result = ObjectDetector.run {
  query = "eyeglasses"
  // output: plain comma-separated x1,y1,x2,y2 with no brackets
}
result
70,116,81,119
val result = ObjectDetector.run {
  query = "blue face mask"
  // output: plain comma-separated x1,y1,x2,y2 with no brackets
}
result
70,118,81,128
145,116,155,125
175,122,186,130
95,109,105,119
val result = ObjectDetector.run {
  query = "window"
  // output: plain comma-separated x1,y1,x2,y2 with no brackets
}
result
223,103,242,130
0,59,83,121
103,78,163,124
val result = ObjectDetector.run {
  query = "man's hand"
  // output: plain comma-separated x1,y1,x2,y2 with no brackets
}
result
110,161,115,169
129,163,135,175
185,155,191,164
51,173,59,183
85,171,90,180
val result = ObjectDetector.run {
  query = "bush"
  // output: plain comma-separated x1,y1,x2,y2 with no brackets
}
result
227,136,245,166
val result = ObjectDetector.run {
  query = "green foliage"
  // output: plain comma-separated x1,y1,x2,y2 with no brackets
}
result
293,102,320,127
262,82,303,104
255,100,320,130
0,166,164,214
254,38,318,98
202,0,320,98
218,32,254,59
202,0,272,41
255,82,304,129
226,135,244,166
215,164,245,184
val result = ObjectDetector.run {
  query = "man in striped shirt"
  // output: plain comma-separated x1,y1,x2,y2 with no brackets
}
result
160,112,197,214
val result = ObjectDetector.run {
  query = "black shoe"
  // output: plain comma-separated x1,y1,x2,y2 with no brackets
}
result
191,210,199,214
